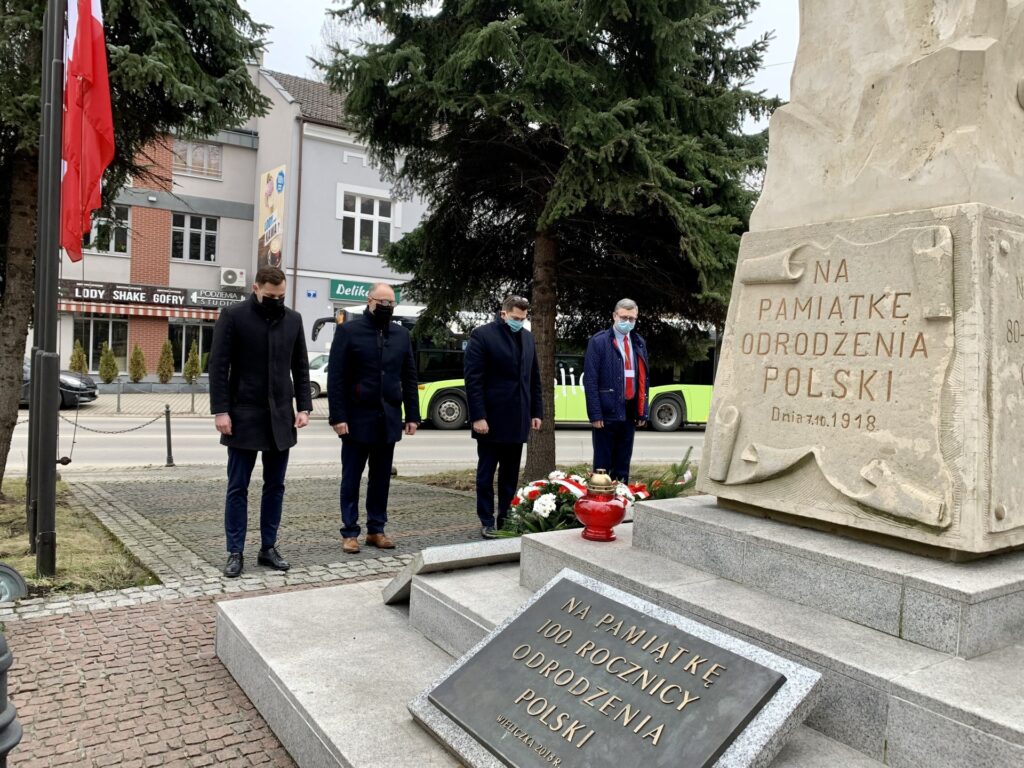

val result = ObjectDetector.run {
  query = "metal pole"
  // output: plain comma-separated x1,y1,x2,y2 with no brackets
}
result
27,0,60,549
164,405,175,467
35,353,60,578
117,379,122,413
0,635,23,766
30,0,65,574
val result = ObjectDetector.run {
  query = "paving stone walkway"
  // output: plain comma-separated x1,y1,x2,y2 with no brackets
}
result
2,465,483,766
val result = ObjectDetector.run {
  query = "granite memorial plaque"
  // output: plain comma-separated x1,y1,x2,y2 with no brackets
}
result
413,571,820,768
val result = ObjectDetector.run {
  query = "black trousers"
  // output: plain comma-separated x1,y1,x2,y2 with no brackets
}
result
475,441,524,527
339,438,396,539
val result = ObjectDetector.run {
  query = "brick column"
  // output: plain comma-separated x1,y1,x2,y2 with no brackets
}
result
130,317,169,378
129,138,174,377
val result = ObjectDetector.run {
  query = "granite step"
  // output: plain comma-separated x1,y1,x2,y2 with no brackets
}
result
519,526,1024,767
216,576,876,768
631,496,1024,658
409,562,532,657
406,564,882,767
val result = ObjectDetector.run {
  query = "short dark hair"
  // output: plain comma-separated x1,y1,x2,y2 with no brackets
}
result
502,295,530,312
255,266,286,286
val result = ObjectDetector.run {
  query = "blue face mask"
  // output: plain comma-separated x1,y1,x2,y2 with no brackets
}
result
615,320,635,334
506,318,524,333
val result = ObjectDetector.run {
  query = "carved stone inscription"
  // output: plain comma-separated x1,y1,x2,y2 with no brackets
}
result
707,227,956,528
989,228,1024,534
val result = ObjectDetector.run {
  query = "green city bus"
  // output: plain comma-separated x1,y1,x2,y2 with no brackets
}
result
311,314,714,431
414,348,713,432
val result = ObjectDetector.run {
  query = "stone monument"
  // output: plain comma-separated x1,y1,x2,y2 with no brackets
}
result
698,0,1024,556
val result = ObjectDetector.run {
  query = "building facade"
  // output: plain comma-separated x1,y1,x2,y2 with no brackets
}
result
52,67,426,379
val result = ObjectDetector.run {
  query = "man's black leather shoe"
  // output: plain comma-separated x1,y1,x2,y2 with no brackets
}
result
481,525,497,539
224,552,243,578
257,546,290,571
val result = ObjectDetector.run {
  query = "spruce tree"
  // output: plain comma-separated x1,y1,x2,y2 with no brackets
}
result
128,344,147,383
327,0,777,474
0,0,268,489
156,340,175,385
68,340,88,376
98,342,118,384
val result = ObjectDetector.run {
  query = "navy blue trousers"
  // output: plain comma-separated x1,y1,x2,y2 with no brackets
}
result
592,419,636,483
475,441,524,527
224,446,289,554
340,438,396,539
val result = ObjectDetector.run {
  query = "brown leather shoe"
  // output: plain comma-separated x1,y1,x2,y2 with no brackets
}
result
365,533,395,549
342,537,360,554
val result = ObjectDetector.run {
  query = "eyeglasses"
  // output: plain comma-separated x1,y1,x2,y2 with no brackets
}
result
370,297,396,307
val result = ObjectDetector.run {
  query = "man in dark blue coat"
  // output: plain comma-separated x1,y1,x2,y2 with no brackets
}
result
464,296,544,538
208,266,312,578
583,298,650,483
328,284,420,554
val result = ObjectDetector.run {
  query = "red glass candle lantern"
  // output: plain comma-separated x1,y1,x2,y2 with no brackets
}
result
574,470,626,541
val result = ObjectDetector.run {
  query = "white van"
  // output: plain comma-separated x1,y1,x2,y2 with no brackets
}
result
308,352,329,398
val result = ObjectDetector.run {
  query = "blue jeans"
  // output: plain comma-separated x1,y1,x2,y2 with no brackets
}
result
475,441,524,527
340,439,396,539
224,446,290,554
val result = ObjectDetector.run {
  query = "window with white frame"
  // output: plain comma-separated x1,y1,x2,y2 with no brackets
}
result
340,192,392,255
73,313,129,372
172,139,223,179
171,214,218,262
83,205,130,255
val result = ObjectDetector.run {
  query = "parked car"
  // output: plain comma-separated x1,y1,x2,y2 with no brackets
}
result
308,353,328,399
19,360,99,408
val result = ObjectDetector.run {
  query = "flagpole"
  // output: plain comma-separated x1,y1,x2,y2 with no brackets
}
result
29,0,66,577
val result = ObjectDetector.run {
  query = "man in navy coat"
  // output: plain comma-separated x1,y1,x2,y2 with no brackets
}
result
208,266,312,578
464,296,544,537
328,284,420,554
583,298,650,483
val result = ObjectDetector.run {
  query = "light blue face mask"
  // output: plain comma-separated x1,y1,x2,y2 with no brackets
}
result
615,320,635,334
506,318,524,333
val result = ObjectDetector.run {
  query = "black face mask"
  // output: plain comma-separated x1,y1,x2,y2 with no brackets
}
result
372,304,394,325
256,294,285,319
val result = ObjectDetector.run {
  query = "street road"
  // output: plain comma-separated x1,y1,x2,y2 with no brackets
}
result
5,414,705,476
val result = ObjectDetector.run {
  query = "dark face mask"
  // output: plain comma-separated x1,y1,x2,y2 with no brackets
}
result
372,304,394,325
261,295,285,310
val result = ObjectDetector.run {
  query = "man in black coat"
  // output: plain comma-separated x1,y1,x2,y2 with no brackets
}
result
208,266,312,578
327,283,420,554
464,295,544,538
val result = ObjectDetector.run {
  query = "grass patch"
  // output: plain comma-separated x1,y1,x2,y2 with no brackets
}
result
402,463,682,493
0,479,159,598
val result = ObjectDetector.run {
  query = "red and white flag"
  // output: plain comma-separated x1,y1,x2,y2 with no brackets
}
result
60,0,114,262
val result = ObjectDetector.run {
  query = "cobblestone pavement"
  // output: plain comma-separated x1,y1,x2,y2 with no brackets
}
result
1,464,484,766
79,472,479,571
6,582,385,768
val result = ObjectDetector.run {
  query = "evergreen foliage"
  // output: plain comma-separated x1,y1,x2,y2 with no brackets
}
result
68,340,88,376
0,0,269,488
327,0,777,472
128,344,146,383
183,340,201,385
97,342,118,384
156,340,175,384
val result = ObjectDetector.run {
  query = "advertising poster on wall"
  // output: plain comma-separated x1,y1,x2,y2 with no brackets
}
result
257,165,287,269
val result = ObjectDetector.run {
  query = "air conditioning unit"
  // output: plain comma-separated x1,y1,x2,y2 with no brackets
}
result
220,268,246,289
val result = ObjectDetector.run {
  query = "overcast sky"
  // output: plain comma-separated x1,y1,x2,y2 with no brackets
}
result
240,0,799,129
